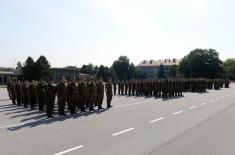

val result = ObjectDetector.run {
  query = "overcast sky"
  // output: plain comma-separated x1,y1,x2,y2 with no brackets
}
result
0,0,234,68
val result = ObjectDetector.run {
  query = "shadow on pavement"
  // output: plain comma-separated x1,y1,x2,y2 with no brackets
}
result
0,106,27,113
7,108,108,131
10,110,43,119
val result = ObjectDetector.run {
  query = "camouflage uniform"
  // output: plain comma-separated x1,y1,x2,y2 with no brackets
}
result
97,81,104,109
57,81,67,116
113,81,117,95
29,81,37,110
36,81,45,111
67,81,77,114
22,81,29,108
88,81,96,111
11,82,16,104
105,81,113,108
78,80,86,112
7,81,12,99
16,81,22,105
45,82,56,118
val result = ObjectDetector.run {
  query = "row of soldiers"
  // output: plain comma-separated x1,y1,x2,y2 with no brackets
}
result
7,78,113,118
112,78,230,99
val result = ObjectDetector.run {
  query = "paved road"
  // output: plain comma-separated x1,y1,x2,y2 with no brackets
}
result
0,84,234,155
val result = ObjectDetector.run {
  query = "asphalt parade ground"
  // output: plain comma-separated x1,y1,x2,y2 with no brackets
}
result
0,84,235,155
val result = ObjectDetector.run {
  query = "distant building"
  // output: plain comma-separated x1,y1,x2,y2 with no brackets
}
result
137,59,181,79
0,68,22,85
51,68,90,80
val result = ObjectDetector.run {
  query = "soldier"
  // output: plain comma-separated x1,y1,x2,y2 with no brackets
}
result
36,80,45,111
78,78,86,113
88,79,96,111
22,81,29,108
105,79,113,108
117,81,121,95
7,80,12,99
45,80,56,118
76,79,82,111
132,80,136,96
94,79,98,107
29,81,37,110
57,78,67,116
67,78,77,114
10,81,16,104
16,81,22,106
124,81,128,95
120,81,124,95
224,78,230,88
113,80,117,95
97,79,104,110
128,80,132,96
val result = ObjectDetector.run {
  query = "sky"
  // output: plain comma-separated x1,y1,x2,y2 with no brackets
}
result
0,0,234,68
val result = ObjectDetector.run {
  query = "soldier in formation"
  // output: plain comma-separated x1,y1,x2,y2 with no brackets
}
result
6,77,229,119
114,78,228,99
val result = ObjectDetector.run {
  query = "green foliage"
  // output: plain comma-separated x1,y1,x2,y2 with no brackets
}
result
179,49,223,79
80,63,96,75
127,63,137,80
22,57,35,80
35,56,51,80
169,65,178,77
22,56,51,80
16,61,23,70
111,56,130,80
222,58,235,80
136,68,147,79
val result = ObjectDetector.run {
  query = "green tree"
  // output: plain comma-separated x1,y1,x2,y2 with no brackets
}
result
169,65,178,77
35,55,51,80
80,63,95,75
179,49,223,79
22,57,36,80
111,56,130,80
96,65,113,81
127,63,137,80
222,58,235,80
136,68,147,79
158,63,165,79
16,61,23,71
110,68,118,81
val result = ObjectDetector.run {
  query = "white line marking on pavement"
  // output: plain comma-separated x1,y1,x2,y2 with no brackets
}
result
189,106,197,110
209,100,213,103
201,102,207,106
53,145,84,155
114,100,155,108
173,111,183,115
150,117,165,123
112,128,135,136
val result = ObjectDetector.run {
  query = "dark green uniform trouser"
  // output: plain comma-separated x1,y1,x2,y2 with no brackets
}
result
107,94,112,108
46,101,54,118
58,98,66,115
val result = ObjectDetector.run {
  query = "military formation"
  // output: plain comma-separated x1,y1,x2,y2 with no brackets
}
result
114,78,230,99
6,77,230,119
7,78,113,118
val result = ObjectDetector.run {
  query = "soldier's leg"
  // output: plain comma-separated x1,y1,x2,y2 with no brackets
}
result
89,96,94,111
80,96,85,112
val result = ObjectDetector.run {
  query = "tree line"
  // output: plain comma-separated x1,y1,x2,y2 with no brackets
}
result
16,49,235,81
